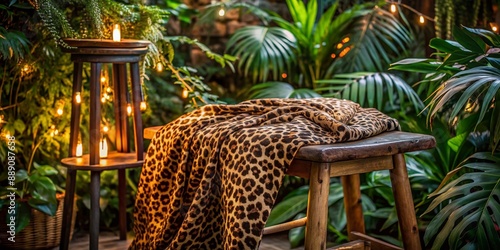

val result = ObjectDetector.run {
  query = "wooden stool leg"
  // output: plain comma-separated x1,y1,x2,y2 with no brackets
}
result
90,171,101,250
390,154,421,250
341,174,365,240
129,62,143,160
305,162,330,250
60,169,77,250
118,169,127,240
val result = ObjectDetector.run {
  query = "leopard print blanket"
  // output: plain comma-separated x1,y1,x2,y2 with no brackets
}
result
130,98,399,249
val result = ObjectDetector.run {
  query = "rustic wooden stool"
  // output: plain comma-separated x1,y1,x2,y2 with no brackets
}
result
144,127,435,249
60,39,150,250
263,131,435,250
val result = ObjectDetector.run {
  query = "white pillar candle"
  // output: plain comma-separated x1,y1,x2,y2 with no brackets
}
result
113,24,121,42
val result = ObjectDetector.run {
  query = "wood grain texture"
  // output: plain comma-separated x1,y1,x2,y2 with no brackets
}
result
63,38,150,48
350,232,402,250
263,217,307,235
390,154,421,250
304,162,330,250
342,174,365,239
61,152,144,170
295,131,435,162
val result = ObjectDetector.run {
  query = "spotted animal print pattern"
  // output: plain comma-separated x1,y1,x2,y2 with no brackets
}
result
130,98,399,250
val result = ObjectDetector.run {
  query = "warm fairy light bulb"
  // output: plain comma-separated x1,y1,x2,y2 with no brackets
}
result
493,26,498,32
140,101,147,111
113,24,121,42
127,103,132,116
281,73,287,79
76,141,83,157
419,15,425,24
182,89,189,99
56,108,63,116
101,96,106,103
218,8,225,16
103,125,109,133
106,87,112,93
5,133,10,139
101,76,106,83
54,129,59,135
156,62,163,72
75,92,82,104
99,138,108,158
390,4,396,13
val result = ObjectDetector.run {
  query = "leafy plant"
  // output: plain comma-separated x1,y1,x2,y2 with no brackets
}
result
391,26,500,249
0,163,61,232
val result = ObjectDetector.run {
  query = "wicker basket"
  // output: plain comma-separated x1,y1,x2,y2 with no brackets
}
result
0,193,77,250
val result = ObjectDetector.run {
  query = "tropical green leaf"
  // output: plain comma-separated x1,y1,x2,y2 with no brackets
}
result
247,81,320,99
452,26,487,54
331,6,412,73
315,72,423,111
227,26,297,82
423,152,500,249
266,194,308,226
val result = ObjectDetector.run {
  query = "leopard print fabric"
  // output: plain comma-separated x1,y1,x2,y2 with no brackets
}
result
130,98,399,250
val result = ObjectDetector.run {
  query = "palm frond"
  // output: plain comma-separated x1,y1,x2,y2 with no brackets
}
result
315,72,423,111
428,66,500,128
328,6,412,74
422,152,500,249
227,26,297,83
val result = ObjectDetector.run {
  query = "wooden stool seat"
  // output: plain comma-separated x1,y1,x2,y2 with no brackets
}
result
144,126,435,249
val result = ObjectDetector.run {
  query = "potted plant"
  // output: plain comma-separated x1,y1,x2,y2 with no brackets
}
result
0,162,76,249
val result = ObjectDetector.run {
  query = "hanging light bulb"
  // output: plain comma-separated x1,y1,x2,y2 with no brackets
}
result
140,101,147,111
106,87,112,93
56,108,63,116
103,125,109,133
156,62,163,72
127,103,132,116
281,73,287,79
182,89,189,99
390,4,396,13
419,15,425,24
75,92,82,104
218,8,225,17
101,96,106,103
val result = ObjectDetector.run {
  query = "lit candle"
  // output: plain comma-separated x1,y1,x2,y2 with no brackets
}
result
76,142,83,157
113,24,121,42
100,138,108,158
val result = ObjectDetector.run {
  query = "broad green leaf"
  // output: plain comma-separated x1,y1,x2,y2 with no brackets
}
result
453,26,487,53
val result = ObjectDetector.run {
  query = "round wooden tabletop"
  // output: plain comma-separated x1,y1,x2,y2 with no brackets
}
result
62,38,151,48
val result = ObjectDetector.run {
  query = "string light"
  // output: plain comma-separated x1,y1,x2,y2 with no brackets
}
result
390,4,397,13
330,53,336,59
387,1,435,24
156,62,163,72
103,125,109,133
106,87,112,93
342,37,350,43
140,101,147,111
101,96,106,103
56,108,63,116
182,89,189,99
75,92,82,104
127,103,132,116
281,73,288,79
218,8,225,16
